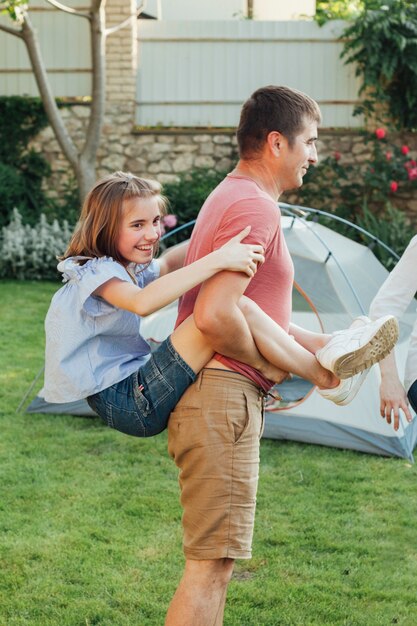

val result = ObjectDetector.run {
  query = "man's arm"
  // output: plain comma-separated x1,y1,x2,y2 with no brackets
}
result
194,270,286,382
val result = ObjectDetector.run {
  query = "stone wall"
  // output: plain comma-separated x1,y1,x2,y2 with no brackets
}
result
32,105,417,222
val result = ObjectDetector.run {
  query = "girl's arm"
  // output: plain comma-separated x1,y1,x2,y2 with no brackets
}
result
158,241,189,276
94,226,264,317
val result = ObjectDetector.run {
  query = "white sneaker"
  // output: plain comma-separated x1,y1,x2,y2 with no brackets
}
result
317,369,369,406
316,314,399,379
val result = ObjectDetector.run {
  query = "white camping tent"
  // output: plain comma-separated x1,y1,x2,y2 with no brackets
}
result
25,207,417,460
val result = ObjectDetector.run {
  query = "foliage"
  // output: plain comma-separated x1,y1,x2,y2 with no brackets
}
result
315,0,363,25
0,0,27,22
1,280,417,624
0,96,55,226
162,168,227,244
0,96,48,163
341,0,417,130
163,168,226,223
0,208,72,280
296,128,415,267
356,202,411,269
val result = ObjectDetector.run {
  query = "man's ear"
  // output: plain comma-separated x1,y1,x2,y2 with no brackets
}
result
266,130,285,156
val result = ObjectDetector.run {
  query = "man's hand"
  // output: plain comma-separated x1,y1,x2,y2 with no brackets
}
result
258,359,290,385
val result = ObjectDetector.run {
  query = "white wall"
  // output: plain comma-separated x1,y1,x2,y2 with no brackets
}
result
254,0,316,20
144,0,245,20
143,0,316,20
136,20,362,128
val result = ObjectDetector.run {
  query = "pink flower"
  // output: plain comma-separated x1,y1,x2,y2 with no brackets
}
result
334,151,341,161
405,159,417,170
408,167,417,181
375,128,386,140
162,214,178,229
390,181,399,192
401,145,410,155
385,151,392,161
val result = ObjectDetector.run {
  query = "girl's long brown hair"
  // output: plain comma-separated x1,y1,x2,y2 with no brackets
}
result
61,171,167,264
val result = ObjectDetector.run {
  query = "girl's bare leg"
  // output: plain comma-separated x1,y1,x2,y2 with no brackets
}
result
170,302,338,389
170,315,214,374
238,296,338,389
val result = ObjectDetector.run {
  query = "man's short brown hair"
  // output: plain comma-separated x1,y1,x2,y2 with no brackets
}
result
236,85,322,158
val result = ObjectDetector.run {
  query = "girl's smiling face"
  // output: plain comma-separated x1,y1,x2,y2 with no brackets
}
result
116,195,162,266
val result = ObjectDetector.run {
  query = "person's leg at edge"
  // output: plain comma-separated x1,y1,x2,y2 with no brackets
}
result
165,558,234,626
407,379,417,413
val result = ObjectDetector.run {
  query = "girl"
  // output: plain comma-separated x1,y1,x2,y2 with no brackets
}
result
43,171,267,436
43,171,397,437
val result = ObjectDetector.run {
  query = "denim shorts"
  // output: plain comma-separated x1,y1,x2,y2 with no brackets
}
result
407,379,417,413
87,337,196,437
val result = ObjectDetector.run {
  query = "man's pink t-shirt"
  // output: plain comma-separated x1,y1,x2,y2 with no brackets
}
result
176,174,294,391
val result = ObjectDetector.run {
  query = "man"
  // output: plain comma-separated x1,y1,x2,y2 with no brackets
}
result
165,86,396,625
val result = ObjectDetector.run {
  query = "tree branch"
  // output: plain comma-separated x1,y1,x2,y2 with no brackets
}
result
44,0,90,19
0,23,23,38
105,0,147,37
21,15,79,170
81,3,105,169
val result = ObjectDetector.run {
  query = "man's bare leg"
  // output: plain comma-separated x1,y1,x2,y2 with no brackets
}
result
165,558,234,626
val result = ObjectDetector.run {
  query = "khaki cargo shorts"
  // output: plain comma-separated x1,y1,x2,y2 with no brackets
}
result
168,368,265,560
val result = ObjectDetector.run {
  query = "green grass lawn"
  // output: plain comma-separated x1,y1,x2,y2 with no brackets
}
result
1,280,417,626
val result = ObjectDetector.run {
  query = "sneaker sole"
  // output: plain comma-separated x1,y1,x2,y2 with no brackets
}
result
333,316,399,379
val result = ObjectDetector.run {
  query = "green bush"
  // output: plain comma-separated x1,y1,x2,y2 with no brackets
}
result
356,202,411,270
0,96,54,226
162,168,227,243
0,96,80,227
341,0,417,130
163,168,228,221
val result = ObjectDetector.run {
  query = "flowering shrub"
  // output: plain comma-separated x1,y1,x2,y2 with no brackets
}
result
161,213,178,234
299,128,417,212
294,128,415,267
354,130,414,206
0,208,73,280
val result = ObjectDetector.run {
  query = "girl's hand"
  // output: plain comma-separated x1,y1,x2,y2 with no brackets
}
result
380,376,413,431
218,226,265,277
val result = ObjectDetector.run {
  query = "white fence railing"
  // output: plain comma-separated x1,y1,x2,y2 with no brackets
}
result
0,9,362,128
135,20,362,128
0,1,92,98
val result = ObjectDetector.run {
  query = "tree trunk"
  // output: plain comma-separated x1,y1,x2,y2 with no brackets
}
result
77,157,97,203
19,7,106,205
